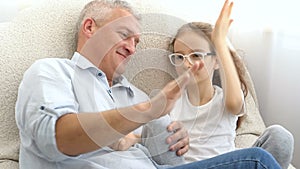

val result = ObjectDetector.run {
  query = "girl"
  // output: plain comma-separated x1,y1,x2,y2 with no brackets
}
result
110,1,293,168
168,1,293,169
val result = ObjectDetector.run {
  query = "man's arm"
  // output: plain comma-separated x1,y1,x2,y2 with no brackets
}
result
55,106,146,156
56,63,200,156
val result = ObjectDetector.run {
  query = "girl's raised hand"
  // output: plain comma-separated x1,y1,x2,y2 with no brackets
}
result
211,0,233,44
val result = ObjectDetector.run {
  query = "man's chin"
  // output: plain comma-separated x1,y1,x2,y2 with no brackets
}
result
114,65,127,77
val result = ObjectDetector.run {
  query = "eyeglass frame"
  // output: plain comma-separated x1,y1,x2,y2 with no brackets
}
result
168,51,216,66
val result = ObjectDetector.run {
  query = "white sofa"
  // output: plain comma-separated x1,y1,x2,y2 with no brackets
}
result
0,0,295,168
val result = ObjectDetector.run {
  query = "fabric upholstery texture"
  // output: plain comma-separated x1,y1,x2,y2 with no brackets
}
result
0,0,295,168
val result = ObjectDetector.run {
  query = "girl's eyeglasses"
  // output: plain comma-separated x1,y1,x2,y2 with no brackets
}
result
168,52,215,66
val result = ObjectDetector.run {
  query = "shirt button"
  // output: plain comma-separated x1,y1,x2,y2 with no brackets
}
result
98,72,102,76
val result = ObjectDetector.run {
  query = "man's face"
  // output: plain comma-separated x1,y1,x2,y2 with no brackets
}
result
81,8,141,80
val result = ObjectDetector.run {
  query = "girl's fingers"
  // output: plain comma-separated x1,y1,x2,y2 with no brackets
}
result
219,0,233,21
228,1,234,17
220,0,230,16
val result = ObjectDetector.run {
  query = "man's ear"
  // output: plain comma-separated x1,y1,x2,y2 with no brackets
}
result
82,18,98,38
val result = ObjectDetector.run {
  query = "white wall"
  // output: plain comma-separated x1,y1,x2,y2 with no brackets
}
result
1,0,299,167
0,1,18,22
0,0,43,22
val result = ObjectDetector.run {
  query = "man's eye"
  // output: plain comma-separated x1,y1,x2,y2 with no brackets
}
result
135,38,140,45
119,31,128,39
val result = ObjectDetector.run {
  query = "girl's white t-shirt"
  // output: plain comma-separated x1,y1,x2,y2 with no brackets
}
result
170,85,243,163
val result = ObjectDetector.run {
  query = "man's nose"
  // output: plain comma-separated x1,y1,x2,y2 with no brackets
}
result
125,37,136,55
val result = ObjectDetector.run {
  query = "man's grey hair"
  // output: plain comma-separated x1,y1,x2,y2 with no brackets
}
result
75,0,140,43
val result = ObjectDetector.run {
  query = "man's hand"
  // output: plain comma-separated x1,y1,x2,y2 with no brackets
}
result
109,132,141,151
166,121,189,156
117,62,201,126
147,62,201,120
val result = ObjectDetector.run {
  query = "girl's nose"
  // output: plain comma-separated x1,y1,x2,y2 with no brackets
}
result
183,58,193,68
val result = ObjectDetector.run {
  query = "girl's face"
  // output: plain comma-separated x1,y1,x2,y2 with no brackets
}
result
173,31,218,84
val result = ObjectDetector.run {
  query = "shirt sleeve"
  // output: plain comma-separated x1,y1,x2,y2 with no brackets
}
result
16,59,79,161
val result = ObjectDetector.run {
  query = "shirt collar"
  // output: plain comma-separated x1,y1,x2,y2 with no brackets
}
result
112,75,135,97
71,52,106,77
71,52,97,70
72,52,135,97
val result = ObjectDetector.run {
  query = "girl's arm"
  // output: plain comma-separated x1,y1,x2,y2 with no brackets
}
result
212,0,243,115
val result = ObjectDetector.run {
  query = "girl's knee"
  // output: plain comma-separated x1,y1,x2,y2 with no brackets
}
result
145,115,172,131
266,125,294,143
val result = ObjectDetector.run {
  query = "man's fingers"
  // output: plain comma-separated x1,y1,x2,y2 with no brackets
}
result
167,121,183,132
174,72,190,92
176,145,189,156
175,62,201,90
169,136,189,155
166,123,188,145
188,61,201,77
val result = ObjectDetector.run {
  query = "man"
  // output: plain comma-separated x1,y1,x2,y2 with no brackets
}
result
15,0,281,168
